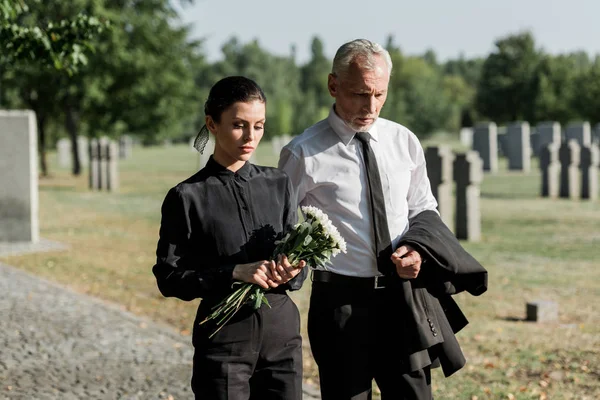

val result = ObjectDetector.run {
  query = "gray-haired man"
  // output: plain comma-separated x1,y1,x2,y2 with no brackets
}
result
279,39,487,399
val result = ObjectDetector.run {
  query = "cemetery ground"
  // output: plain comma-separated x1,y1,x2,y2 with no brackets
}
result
1,140,598,400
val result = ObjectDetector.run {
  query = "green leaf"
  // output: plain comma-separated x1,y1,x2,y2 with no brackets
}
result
303,234,313,246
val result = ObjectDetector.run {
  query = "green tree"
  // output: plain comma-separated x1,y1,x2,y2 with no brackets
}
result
476,31,541,123
3,0,201,176
573,56,600,125
532,54,582,125
0,0,108,75
209,37,304,138
383,48,458,137
443,54,484,88
0,0,108,175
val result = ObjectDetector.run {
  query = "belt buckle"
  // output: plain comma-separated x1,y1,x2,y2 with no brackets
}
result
374,275,385,289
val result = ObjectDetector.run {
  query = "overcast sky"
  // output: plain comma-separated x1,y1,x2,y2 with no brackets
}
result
173,0,600,63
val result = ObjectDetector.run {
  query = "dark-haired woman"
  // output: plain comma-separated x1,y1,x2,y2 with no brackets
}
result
152,76,308,400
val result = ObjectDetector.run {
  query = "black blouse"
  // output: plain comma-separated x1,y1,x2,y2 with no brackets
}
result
153,156,307,302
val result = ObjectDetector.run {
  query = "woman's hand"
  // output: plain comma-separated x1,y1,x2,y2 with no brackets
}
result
268,254,307,285
232,255,307,289
232,260,280,289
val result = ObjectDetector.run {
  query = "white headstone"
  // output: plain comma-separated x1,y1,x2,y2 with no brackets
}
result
107,140,119,192
459,127,473,148
99,137,110,191
77,136,89,168
57,138,71,168
0,110,39,243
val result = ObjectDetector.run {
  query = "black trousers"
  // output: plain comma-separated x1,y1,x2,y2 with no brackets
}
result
308,280,433,400
192,292,303,400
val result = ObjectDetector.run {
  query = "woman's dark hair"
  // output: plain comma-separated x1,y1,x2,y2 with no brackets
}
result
204,76,267,122
194,76,266,153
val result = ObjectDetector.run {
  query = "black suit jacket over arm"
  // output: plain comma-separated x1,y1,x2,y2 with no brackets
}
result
392,210,487,377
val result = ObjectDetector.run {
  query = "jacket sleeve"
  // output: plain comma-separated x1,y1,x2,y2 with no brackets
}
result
152,187,236,301
400,210,488,296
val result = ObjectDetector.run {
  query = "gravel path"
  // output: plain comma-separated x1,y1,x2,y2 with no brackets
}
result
0,262,320,400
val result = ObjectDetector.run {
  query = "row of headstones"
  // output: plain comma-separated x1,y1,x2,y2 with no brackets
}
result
191,134,294,169
540,141,599,200
461,121,600,173
425,146,483,242
88,138,119,192
57,135,133,168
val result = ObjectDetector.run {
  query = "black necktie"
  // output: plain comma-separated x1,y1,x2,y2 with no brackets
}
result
355,132,393,275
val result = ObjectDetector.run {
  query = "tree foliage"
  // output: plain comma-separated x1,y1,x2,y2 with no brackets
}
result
3,13,600,179
0,0,109,74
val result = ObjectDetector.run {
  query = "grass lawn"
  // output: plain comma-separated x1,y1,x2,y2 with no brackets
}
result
2,140,598,399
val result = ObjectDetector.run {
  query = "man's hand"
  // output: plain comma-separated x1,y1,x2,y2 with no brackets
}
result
390,245,422,279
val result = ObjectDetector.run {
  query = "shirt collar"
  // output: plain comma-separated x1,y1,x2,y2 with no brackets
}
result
205,155,251,183
327,105,380,146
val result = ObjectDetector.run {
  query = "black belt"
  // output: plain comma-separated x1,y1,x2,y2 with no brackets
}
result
312,270,389,290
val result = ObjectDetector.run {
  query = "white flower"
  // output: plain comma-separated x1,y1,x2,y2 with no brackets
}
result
302,205,331,227
301,205,347,256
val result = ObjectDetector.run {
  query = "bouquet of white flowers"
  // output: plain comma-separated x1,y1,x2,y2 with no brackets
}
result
200,205,346,338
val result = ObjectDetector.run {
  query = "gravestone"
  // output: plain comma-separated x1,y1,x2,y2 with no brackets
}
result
539,143,560,198
89,138,100,190
425,146,454,229
580,144,599,200
107,140,120,192
89,137,118,192
0,110,39,243
99,137,109,191
593,123,600,145
565,122,591,147
118,135,133,159
497,128,508,158
536,122,561,158
459,127,473,148
506,122,531,172
57,138,71,168
559,140,581,200
529,130,540,157
453,151,483,241
472,122,498,173
526,301,558,323
77,136,89,168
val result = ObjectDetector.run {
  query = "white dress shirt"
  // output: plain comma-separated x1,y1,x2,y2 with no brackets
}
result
278,107,438,277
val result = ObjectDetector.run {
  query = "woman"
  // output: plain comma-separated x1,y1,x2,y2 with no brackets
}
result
152,76,308,400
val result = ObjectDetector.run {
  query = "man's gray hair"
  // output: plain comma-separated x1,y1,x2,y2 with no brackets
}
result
331,39,393,78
